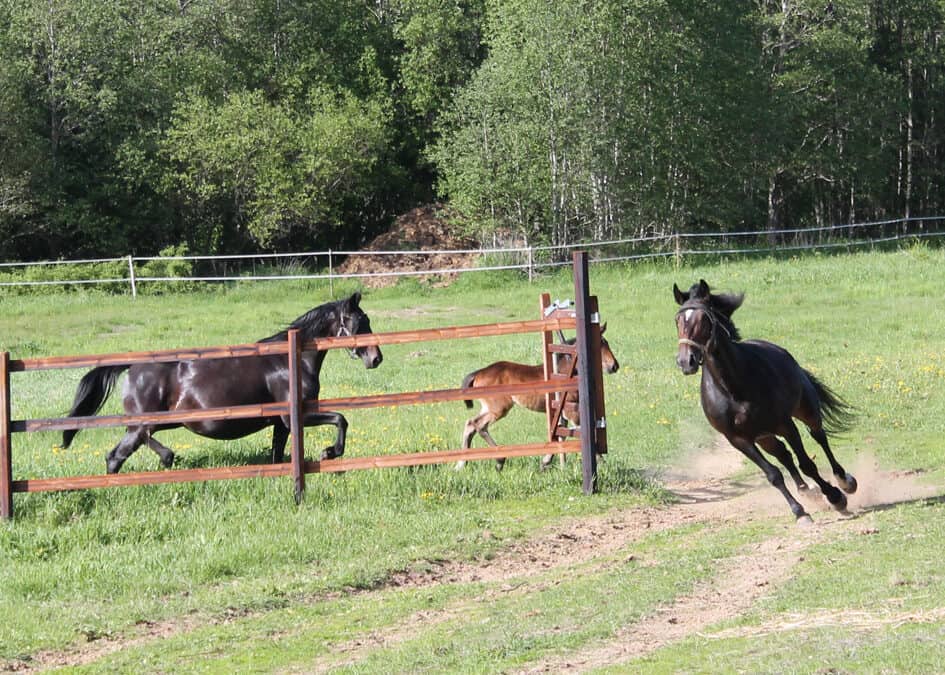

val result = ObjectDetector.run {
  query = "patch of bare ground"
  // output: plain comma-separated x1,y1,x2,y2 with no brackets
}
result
9,441,941,673
335,204,479,288
521,445,944,673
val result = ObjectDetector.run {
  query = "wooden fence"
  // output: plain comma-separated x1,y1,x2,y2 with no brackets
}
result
0,252,607,519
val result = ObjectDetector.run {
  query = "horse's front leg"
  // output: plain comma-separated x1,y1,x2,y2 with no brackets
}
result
728,434,812,525
302,411,348,460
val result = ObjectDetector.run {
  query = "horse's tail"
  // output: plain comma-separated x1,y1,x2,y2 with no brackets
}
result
805,369,855,434
61,365,129,448
461,369,480,409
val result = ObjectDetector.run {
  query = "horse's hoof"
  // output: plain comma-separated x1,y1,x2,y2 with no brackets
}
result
454,461,466,471
161,453,175,469
796,514,814,527
838,472,858,494
106,460,121,474
825,490,848,512
321,447,340,461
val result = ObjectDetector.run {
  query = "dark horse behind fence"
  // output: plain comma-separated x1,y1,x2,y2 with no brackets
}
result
674,280,856,524
456,325,619,471
62,292,382,473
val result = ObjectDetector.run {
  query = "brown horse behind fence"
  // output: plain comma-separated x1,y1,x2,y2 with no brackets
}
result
456,326,619,470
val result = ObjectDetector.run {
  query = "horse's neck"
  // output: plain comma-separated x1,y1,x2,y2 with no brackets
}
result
301,349,329,381
702,336,745,400
553,352,575,373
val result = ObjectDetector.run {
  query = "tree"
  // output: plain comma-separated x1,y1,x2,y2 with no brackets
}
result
161,88,390,253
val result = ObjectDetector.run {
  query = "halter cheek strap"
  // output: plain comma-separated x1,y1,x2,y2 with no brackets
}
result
337,313,361,359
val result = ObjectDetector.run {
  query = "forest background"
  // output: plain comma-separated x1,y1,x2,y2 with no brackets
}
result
0,0,942,262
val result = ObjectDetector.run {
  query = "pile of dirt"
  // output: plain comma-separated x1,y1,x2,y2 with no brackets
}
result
337,204,480,287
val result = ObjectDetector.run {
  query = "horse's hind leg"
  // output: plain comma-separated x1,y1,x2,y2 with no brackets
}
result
147,437,175,468
809,427,857,494
781,422,849,512
271,423,288,463
456,410,502,471
797,400,857,494
106,427,149,474
456,415,481,470
757,435,808,491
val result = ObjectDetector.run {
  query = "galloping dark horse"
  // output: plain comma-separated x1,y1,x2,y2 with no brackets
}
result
62,292,382,473
674,280,856,524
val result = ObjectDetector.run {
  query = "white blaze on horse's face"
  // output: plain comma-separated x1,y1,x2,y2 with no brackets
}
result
676,306,709,376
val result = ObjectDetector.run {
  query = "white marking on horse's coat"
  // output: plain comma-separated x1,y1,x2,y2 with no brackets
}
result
685,309,694,322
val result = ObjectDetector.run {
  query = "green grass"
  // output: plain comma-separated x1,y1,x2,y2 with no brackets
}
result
2,247,945,672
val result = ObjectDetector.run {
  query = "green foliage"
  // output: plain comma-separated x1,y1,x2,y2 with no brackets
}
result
161,86,392,254
136,244,198,295
0,0,944,266
0,260,128,296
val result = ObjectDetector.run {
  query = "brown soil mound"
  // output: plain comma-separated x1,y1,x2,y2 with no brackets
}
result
337,204,480,287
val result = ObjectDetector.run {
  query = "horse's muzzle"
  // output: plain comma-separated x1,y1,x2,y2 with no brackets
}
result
361,348,383,369
676,350,701,375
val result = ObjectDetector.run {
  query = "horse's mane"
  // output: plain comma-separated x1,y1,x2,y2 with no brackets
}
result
706,293,743,342
679,282,744,342
258,298,347,343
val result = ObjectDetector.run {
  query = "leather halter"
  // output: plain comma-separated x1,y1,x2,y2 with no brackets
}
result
675,302,724,357
337,312,361,359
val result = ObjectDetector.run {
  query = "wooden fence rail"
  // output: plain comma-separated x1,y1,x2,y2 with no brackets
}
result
0,252,606,519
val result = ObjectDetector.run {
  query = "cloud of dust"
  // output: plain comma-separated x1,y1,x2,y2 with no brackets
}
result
844,451,941,511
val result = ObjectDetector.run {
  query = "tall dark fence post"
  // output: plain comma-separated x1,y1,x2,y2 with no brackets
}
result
572,251,599,495
287,329,305,504
1,352,13,519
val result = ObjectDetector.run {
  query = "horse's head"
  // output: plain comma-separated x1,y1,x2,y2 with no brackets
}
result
673,280,742,375
599,323,619,374
337,292,383,369
555,324,619,374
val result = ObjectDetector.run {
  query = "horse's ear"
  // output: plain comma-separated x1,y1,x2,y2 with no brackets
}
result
696,279,710,298
673,283,688,305
346,291,362,310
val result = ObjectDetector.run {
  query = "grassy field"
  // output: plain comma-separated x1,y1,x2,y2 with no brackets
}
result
1,246,944,672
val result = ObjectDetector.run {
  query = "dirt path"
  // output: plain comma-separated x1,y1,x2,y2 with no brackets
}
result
12,444,939,673
520,447,943,673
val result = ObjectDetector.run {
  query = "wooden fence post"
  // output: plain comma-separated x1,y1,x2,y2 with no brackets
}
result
572,251,599,495
1,352,13,519
539,293,554,442
287,329,305,504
